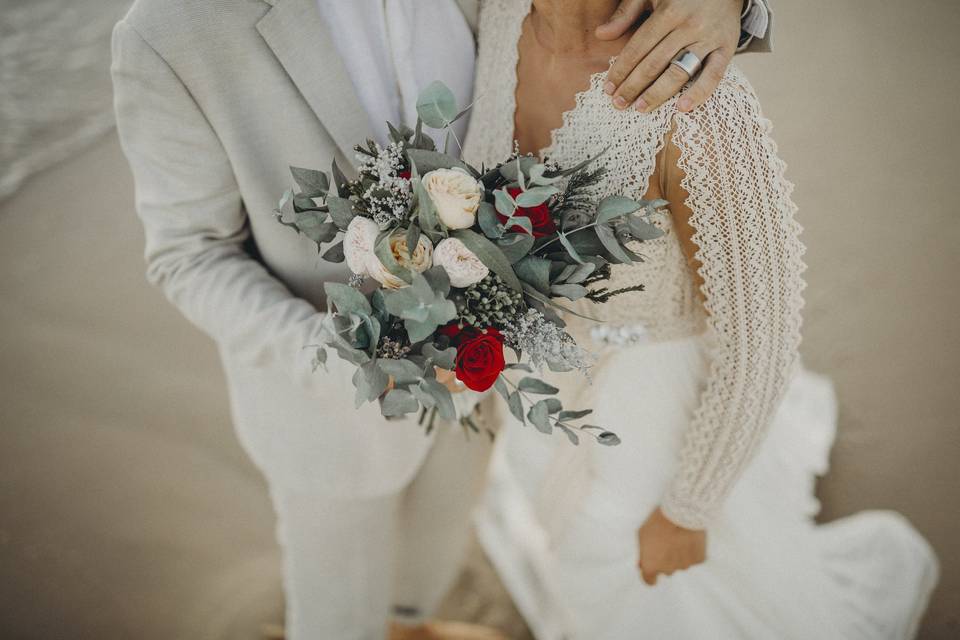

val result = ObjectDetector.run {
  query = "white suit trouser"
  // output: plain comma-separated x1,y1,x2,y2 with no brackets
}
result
269,421,493,640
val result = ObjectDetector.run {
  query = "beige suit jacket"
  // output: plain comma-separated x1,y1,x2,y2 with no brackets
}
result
111,0,477,497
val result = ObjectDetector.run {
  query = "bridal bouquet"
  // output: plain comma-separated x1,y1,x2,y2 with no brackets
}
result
274,82,665,445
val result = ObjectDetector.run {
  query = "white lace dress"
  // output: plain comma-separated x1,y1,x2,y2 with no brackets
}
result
463,2,939,638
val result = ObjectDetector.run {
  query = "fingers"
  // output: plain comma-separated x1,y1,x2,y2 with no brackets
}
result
604,9,674,101
641,567,658,586
595,0,648,41
676,49,731,112
633,43,712,113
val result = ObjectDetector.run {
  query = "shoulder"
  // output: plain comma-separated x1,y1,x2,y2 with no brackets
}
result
678,65,765,128
119,0,265,59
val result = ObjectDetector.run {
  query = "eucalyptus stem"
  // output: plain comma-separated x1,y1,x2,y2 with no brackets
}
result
536,222,601,253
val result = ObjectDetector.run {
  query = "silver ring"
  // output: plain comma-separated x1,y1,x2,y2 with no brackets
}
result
670,50,703,78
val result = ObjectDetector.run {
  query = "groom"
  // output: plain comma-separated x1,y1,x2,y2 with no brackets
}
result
111,0,771,637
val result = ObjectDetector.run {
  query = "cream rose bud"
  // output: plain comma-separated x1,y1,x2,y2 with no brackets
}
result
343,216,380,276
368,233,434,290
421,168,482,230
432,238,489,288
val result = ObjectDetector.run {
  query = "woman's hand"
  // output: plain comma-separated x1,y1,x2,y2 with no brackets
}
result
637,506,706,585
598,0,742,113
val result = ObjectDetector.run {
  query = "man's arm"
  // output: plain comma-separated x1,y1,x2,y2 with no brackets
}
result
598,0,772,113
111,20,326,391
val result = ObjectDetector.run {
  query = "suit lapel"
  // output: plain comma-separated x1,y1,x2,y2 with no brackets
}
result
257,0,376,166
455,0,480,35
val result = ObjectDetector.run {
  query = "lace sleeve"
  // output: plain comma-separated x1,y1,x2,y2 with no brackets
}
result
660,69,805,530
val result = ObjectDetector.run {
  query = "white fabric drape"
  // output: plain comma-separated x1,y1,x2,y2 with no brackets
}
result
315,0,475,147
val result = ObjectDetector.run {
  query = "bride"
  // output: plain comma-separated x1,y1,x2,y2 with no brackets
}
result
463,1,939,638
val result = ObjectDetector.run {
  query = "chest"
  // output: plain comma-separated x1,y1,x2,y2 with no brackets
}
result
512,24,613,157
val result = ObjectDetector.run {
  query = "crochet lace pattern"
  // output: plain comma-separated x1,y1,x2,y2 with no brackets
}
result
463,0,806,529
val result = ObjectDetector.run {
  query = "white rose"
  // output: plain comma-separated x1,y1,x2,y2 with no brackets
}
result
368,232,434,290
421,168,482,230
432,237,489,288
343,216,380,276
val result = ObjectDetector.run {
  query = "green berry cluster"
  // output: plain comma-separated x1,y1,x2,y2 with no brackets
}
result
458,273,525,329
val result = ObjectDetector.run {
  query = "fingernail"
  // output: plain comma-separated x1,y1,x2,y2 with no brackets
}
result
634,98,648,112
613,95,628,109
604,81,616,95
678,97,692,112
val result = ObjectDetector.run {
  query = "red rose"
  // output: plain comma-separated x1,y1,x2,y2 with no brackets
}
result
437,324,505,392
398,169,412,180
497,187,558,238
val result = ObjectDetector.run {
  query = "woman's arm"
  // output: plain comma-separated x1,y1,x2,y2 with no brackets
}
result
637,68,803,583
662,69,805,530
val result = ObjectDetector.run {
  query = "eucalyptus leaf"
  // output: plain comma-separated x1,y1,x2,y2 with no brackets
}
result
414,176,441,234
499,156,538,182
597,431,622,446
565,262,595,284
549,283,587,301
555,263,577,283
331,159,350,197
556,231,586,264
382,272,458,343
293,193,324,212
514,256,552,294
416,80,458,128
529,163,563,185
406,149,473,175
290,166,329,196
527,400,553,433
378,358,424,385
493,189,516,216
422,343,457,370
452,229,523,291
596,223,634,264
478,202,503,239
544,397,563,413
422,265,451,297
558,424,580,445
353,360,390,408
322,241,345,263
357,313,381,357
496,233,536,263
515,186,559,207
627,216,665,241
596,195,643,224
558,409,592,421
405,224,421,260
518,377,559,394
324,282,372,315
504,215,533,235
381,388,421,416
374,232,413,283
507,391,525,424
493,376,510,402
418,378,457,420
326,195,355,229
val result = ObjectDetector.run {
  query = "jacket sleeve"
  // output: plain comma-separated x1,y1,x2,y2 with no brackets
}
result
660,68,804,529
111,20,327,392
737,0,773,53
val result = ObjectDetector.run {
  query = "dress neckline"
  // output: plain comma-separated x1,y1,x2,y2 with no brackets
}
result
504,0,614,161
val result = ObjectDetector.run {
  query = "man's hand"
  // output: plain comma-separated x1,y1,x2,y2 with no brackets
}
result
598,0,742,113
385,367,465,395
637,506,706,585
